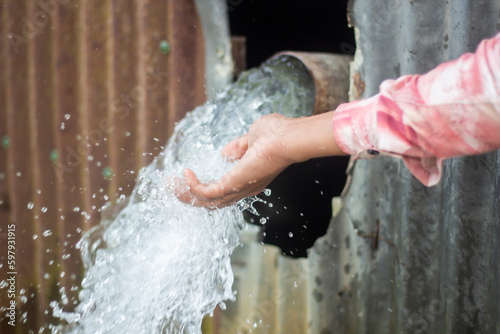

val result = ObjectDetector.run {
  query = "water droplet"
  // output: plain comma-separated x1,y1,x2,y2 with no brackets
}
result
41,207,48,213
288,232,294,238
33,234,38,240
64,114,71,120
27,202,34,210
16,171,22,177
263,189,271,196
73,207,80,212
259,217,267,225
60,122,65,130
43,230,52,237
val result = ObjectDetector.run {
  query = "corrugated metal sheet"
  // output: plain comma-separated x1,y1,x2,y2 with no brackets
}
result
220,227,310,334
194,0,234,100
307,1,500,333
0,1,206,332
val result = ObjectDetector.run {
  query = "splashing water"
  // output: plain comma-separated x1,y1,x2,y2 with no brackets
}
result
53,56,314,333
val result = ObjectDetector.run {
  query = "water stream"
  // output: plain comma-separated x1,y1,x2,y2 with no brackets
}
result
52,55,315,333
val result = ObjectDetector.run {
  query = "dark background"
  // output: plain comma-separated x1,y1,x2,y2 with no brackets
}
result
228,0,355,68
227,0,354,257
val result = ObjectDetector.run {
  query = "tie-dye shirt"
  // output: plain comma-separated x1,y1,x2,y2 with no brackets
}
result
333,32,500,186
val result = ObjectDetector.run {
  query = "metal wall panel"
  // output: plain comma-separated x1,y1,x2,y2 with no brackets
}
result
307,1,500,333
0,1,206,332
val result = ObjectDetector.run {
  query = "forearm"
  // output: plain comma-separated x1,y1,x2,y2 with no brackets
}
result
282,111,348,164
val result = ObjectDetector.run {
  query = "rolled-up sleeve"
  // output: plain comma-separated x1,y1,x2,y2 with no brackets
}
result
333,32,500,186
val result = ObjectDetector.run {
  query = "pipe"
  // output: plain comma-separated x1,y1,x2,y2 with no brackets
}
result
272,52,353,114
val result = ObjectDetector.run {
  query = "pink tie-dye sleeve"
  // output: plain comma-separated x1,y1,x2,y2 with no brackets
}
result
333,32,500,186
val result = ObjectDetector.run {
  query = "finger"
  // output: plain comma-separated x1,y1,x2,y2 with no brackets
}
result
182,168,199,188
221,135,248,161
174,179,215,207
182,169,227,204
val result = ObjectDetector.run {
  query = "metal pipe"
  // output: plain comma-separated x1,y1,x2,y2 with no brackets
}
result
272,52,353,114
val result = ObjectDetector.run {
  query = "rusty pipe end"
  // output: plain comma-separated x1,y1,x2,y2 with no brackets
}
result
272,52,353,115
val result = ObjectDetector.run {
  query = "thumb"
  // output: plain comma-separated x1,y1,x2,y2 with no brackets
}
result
221,135,248,160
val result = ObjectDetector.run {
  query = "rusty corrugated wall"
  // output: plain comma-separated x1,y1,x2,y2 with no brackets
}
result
308,1,500,333
0,1,207,332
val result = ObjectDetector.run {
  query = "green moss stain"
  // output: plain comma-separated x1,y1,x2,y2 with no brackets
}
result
102,166,113,180
159,40,170,55
1,135,10,149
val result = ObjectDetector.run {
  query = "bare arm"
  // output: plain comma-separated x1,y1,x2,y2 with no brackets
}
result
176,111,347,208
